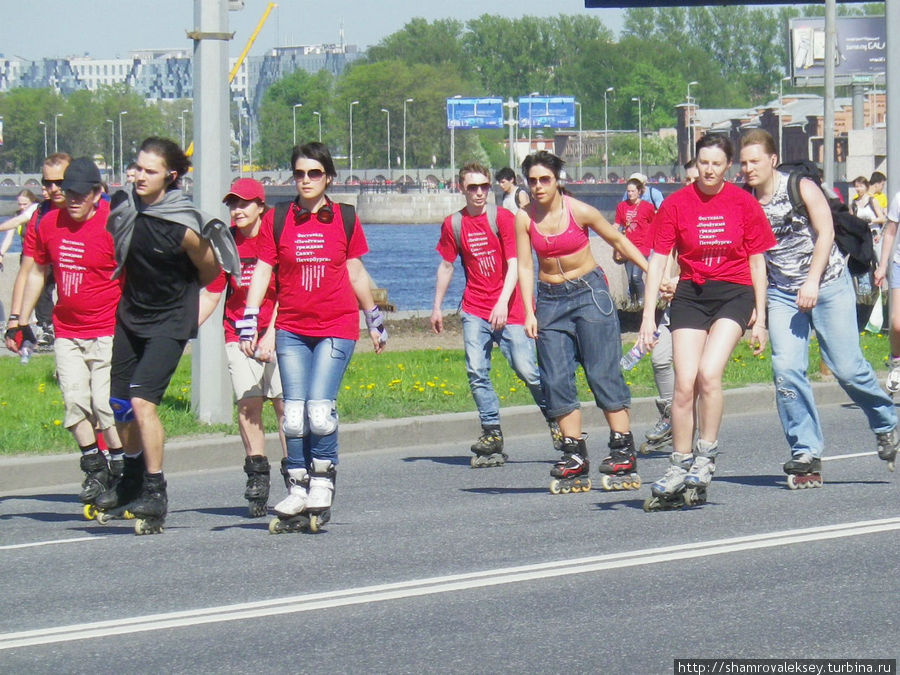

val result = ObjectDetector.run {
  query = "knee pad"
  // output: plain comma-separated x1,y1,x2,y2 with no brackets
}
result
307,399,338,436
109,397,134,424
282,400,307,438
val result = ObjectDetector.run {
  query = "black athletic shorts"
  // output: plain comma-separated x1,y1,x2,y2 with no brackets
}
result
669,279,755,332
110,323,188,406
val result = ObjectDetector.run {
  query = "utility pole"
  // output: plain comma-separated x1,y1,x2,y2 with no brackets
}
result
189,0,233,424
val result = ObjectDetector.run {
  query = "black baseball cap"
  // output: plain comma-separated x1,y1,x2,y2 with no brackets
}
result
60,157,102,194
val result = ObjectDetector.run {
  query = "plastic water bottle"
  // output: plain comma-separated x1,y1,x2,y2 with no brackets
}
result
620,332,659,371
620,342,647,371
19,340,35,365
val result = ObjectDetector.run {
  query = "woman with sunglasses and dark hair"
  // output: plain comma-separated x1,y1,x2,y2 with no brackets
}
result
241,142,386,534
515,150,648,494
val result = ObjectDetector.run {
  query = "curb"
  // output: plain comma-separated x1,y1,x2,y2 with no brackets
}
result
0,381,863,493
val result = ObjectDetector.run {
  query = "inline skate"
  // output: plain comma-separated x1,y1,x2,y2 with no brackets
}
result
643,451,706,511
243,455,271,518
84,454,142,524
886,357,900,398
783,452,823,489
639,398,672,454
548,420,563,451
683,439,718,490
875,429,898,472
78,452,113,505
269,459,335,534
470,426,506,468
126,472,167,535
597,431,642,490
549,436,591,494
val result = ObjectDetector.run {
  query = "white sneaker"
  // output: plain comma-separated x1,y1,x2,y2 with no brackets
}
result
273,468,308,516
306,459,335,510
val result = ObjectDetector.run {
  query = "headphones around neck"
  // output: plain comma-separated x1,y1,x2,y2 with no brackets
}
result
293,196,334,224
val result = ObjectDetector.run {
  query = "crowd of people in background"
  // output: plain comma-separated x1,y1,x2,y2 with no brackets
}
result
1,127,898,532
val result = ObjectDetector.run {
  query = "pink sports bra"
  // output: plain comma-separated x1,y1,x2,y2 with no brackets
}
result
528,196,589,259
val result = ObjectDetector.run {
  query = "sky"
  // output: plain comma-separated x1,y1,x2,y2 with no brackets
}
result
0,0,626,60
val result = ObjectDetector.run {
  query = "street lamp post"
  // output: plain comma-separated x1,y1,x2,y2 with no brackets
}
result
779,75,791,159
118,110,128,184
604,87,613,183
180,109,189,149
292,103,303,147
349,100,359,181
687,81,699,156
574,101,582,181
312,111,322,142
38,121,47,158
244,111,252,178
526,91,539,151
237,102,244,178
106,119,115,183
632,96,642,176
402,98,413,185
381,108,391,182
54,113,63,153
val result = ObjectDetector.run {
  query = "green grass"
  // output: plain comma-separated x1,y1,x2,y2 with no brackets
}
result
0,332,892,455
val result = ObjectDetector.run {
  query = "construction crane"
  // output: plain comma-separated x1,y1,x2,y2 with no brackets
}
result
186,1,277,156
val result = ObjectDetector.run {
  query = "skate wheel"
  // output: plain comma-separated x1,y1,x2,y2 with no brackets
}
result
469,456,479,468
559,484,571,494
83,504,97,520
643,496,659,512
268,518,284,534
308,514,320,533
134,519,164,535
631,475,642,489
787,475,798,490
600,475,613,491
889,460,896,472
583,478,591,492
639,441,651,455
95,510,113,525
549,479,561,495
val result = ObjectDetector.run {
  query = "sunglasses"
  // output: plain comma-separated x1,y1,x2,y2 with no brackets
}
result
465,183,491,194
42,179,64,188
293,168,326,181
527,175,554,187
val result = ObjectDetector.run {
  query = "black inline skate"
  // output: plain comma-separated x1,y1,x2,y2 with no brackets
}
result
470,426,507,468
243,455,271,517
548,420,563,451
598,431,642,491
126,472,167,535
78,452,113,505
84,454,142,524
783,452,823,489
269,459,335,534
639,398,672,454
876,429,898,472
549,436,591,494
643,451,706,511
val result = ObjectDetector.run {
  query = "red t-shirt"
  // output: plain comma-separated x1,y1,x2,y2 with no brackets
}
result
206,227,278,343
652,182,775,285
435,207,526,325
22,202,60,258
256,202,369,340
615,199,656,257
31,200,121,339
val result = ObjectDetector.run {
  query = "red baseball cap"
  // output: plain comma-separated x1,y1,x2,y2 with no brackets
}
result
223,177,265,204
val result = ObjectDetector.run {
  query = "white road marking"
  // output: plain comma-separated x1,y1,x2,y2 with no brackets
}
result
0,536,101,551
1,516,899,651
822,451,877,461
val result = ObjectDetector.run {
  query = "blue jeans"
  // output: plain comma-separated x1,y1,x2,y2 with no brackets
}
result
460,311,546,427
768,271,896,458
275,331,355,469
535,268,631,418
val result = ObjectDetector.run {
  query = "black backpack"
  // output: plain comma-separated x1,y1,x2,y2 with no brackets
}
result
777,161,876,276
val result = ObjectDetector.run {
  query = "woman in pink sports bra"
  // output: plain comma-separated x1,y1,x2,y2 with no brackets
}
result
515,150,649,495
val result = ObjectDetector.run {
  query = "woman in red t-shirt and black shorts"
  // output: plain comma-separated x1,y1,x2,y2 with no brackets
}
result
241,142,386,533
639,134,775,510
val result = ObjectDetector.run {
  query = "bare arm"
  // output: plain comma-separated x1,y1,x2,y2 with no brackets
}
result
875,218,897,288
197,289,223,326
430,260,454,334
639,252,668,349
796,177,835,311
573,200,648,272
490,258,517,331
182,229,220,287
515,210,537,339
347,258,385,354
748,253,769,355
0,210,32,233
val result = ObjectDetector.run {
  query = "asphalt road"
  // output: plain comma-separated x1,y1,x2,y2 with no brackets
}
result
1,400,898,674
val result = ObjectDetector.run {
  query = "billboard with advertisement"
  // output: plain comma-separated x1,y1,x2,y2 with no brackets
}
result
518,96,576,130
446,97,504,129
790,15,885,84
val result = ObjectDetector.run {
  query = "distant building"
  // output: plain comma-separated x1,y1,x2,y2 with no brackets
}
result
0,43,362,113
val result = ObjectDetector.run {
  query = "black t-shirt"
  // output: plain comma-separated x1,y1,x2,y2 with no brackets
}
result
117,214,199,339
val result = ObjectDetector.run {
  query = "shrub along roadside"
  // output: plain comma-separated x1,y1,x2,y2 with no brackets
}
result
0,333,890,455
